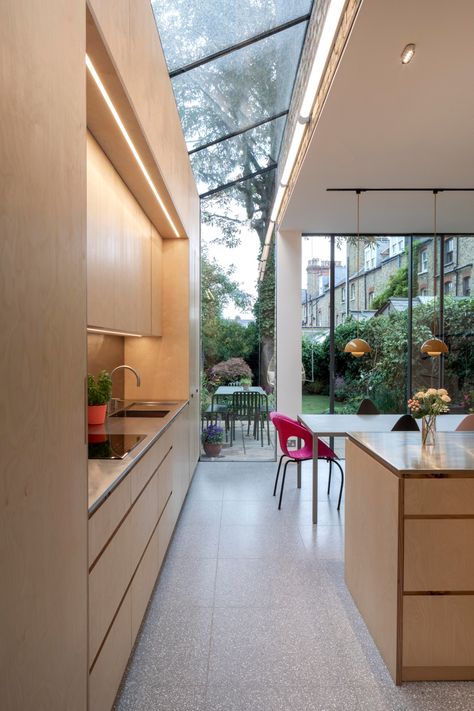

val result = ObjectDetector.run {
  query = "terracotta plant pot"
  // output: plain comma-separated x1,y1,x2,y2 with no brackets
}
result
88,404,107,426
203,442,222,457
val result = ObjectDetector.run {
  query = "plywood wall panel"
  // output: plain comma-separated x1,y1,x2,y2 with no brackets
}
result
0,1,88,708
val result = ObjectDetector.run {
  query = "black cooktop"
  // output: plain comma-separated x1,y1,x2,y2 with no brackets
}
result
88,433,146,460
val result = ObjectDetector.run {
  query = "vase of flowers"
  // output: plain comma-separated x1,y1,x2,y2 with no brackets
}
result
201,424,224,457
407,388,451,446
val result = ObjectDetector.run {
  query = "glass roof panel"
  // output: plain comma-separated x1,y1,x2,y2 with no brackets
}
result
172,21,307,150
151,0,312,72
201,169,276,242
191,115,286,195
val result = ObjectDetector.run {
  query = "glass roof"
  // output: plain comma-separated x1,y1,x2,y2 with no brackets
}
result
152,0,312,72
151,0,313,247
190,114,286,195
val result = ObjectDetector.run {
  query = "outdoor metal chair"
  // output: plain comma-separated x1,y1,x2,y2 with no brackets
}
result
229,391,261,446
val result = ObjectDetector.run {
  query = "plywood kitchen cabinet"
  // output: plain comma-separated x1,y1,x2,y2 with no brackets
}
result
88,406,193,711
87,132,155,335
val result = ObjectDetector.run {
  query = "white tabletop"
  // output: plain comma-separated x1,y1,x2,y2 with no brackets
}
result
298,413,465,436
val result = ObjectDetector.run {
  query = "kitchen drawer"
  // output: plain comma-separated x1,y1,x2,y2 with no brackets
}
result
89,512,133,663
130,427,172,502
158,494,176,570
405,478,474,516
157,447,173,519
403,595,474,669
89,589,132,711
131,524,160,642
129,470,159,570
89,475,131,566
404,519,474,591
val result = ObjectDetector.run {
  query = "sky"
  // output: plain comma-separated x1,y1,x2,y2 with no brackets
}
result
201,226,348,320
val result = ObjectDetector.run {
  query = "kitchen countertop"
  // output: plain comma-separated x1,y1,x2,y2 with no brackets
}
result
88,400,188,515
348,431,474,477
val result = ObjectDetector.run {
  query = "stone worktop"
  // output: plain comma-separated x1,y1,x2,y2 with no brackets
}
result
88,400,188,514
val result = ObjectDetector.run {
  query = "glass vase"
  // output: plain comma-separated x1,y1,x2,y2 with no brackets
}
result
421,414,436,446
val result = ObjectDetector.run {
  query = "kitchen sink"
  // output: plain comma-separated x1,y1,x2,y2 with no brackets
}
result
111,408,170,418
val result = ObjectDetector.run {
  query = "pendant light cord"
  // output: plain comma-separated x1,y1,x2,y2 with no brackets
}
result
356,190,361,339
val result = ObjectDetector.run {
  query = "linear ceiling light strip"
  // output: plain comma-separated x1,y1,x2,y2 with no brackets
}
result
188,110,289,155
87,327,143,338
169,14,311,78
86,54,181,238
259,0,348,281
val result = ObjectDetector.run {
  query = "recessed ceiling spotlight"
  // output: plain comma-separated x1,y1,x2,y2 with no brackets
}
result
401,43,416,64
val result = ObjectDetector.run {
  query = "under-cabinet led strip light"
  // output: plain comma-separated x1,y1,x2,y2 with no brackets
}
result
260,0,347,281
85,54,181,238
87,327,143,338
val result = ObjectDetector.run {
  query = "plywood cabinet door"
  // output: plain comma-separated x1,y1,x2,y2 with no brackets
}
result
87,132,152,335
151,225,163,336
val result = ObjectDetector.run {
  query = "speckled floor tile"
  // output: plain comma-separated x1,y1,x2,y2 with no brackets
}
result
355,681,474,711
205,682,362,711
298,523,345,560
214,557,330,608
218,524,307,559
166,522,220,558
209,606,349,687
179,498,223,526
220,499,299,527
114,461,472,711
123,607,213,687
114,681,207,711
152,556,217,607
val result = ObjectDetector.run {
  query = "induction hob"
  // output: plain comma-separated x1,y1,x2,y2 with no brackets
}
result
88,433,146,460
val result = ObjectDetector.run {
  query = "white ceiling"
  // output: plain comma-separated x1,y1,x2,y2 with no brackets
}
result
282,0,474,234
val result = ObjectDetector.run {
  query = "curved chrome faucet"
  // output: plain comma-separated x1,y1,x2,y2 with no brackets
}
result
110,364,141,387
109,365,141,414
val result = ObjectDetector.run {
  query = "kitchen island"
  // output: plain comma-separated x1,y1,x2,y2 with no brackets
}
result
345,431,474,684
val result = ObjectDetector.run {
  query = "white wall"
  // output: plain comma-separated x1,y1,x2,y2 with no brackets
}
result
276,229,302,419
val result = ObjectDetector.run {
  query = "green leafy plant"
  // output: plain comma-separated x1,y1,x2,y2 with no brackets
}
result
240,377,252,386
88,370,112,406
201,424,224,444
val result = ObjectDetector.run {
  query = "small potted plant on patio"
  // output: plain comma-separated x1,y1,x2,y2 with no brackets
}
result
88,370,112,426
408,387,451,446
240,377,252,391
201,424,224,457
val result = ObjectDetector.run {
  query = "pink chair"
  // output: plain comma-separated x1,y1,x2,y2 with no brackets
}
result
456,414,474,431
270,412,344,510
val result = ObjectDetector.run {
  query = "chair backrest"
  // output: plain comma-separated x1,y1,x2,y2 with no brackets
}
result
231,391,261,417
357,398,380,415
391,414,420,431
456,413,474,431
228,381,241,386
270,411,337,460
271,413,313,457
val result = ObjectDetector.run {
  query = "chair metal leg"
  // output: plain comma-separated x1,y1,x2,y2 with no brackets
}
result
332,460,344,510
327,459,332,495
273,454,286,496
278,459,293,510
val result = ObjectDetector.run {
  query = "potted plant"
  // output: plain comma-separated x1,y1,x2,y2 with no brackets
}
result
201,424,224,457
88,370,112,426
408,387,451,446
240,377,252,391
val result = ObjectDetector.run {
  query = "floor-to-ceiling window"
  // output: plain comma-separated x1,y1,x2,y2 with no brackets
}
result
302,235,474,414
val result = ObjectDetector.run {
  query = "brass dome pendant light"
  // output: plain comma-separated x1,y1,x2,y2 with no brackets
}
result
344,190,372,358
420,190,448,357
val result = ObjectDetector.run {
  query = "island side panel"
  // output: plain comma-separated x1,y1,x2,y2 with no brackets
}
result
345,440,402,683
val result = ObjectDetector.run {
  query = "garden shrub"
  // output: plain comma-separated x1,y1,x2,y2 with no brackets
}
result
209,357,252,386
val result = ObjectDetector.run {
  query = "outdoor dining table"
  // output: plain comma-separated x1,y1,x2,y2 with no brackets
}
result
211,385,267,406
297,413,466,524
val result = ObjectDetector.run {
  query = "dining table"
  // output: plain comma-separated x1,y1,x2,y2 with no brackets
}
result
297,413,466,524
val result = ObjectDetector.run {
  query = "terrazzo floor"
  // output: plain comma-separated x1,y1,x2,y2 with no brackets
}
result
114,460,474,711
